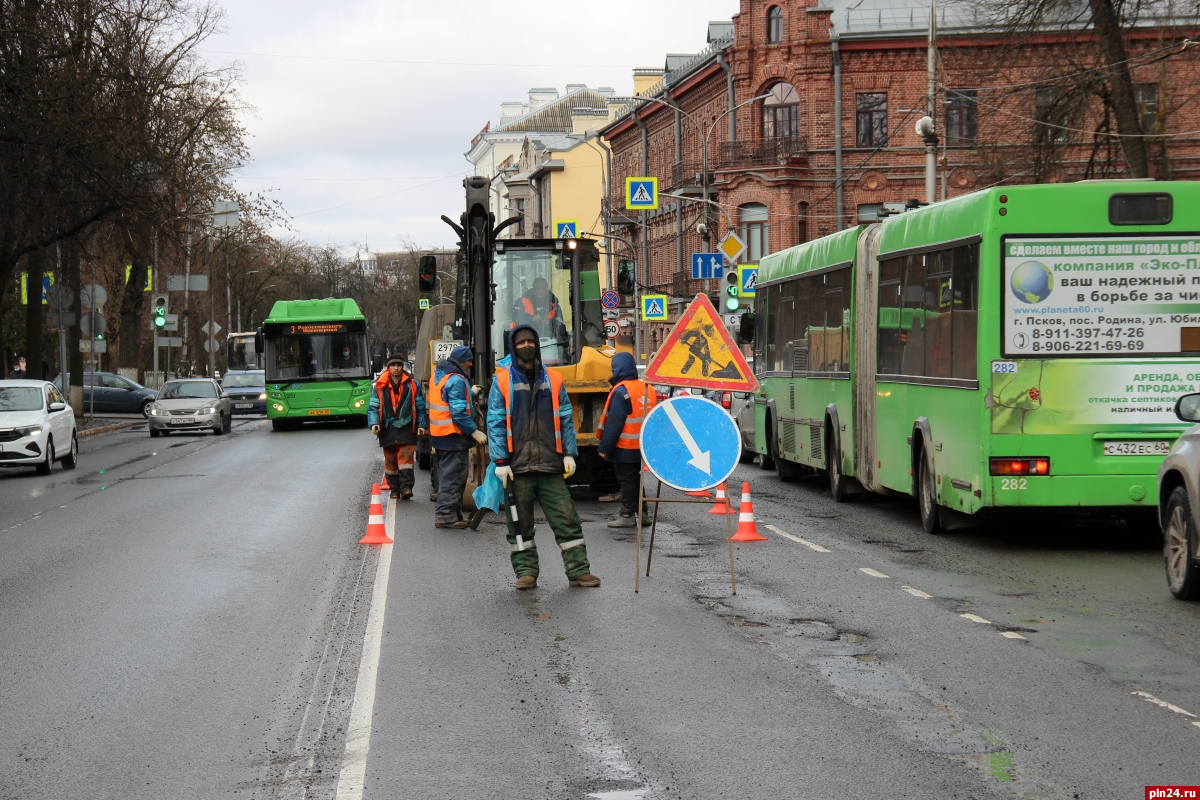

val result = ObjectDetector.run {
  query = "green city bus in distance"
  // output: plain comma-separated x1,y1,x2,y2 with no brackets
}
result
259,298,373,431
750,180,1200,532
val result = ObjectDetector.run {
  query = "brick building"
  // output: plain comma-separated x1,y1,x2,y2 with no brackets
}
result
602,0,1200,350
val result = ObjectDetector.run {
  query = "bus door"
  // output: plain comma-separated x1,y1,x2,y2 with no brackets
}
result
853,225,884,492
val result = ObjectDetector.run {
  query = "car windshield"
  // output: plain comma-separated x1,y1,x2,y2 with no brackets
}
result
223,373,265,389
159,382,217,400
0,387,43,411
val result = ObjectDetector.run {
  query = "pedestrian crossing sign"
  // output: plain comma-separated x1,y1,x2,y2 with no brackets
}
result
625,177,658,210
641,294,668,321
738,264,758,296
419,298,430,309
554,220,578,239
643,294,757,391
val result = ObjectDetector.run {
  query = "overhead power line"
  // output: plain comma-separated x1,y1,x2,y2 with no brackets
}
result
204,49,637,69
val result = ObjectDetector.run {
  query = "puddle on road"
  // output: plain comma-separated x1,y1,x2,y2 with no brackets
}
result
692,572,1057,797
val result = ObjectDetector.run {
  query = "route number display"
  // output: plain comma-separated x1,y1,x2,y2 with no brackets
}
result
1003,235,1200,357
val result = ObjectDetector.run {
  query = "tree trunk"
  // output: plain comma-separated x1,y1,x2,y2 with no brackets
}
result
1089,0,1150,178
25,251,44,379
66,240,85,411
119,230,150,372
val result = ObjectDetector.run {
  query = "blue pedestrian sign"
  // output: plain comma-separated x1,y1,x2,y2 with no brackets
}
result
691,253,724,280
601,290,621,309
641,294,668,321
640,396,741,491
554,219,578,239
738,264,758,296
625,177,658,210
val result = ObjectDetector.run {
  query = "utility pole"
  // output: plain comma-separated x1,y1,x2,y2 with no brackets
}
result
183,227,192,376
926,0,938,205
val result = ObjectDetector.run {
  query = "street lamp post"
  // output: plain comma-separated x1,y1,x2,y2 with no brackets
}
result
607,92,772,353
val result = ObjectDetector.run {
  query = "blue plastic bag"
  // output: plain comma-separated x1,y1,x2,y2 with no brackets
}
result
472,461,505,515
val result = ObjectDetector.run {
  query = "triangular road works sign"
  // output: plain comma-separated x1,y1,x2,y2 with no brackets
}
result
644,294,758,391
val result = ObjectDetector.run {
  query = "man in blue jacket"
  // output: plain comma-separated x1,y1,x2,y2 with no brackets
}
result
488,324,600,590
429,346,488,529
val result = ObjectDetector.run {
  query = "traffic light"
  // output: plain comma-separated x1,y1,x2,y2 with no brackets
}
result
152,293,168,328
417,255,437,292
560,237,576,272
724,269,740,311
617,259,635,296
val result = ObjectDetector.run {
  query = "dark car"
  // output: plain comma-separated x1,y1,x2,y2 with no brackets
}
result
222,370,266,415
54,371,158,416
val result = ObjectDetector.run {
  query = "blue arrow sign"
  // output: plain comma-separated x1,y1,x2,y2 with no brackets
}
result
691,253,724,280
640,396,741,491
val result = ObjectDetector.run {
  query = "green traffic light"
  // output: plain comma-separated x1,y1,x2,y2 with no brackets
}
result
154,315,165,328
725,297,740,312
726,284,739,297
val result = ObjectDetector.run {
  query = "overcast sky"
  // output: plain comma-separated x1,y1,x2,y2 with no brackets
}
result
208,1,736,254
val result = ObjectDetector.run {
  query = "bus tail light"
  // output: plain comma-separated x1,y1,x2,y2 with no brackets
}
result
989,457,1049,476
721,392,732,409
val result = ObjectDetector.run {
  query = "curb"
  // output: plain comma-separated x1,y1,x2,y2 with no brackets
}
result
78,421,139,439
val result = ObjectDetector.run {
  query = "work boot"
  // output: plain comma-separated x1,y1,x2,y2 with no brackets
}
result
429,492,438,502
598,492,621,502
434,520,469,529
569,573,601,588
607,514,637,528
401,489,413,500
514,575,537,590
387,476,402,499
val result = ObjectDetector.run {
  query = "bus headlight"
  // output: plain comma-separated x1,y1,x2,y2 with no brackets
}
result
272,402,286,412
353,398,366,408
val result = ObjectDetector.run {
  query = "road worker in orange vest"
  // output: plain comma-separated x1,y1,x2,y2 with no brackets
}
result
368,357,428,500
597,352,656,528
512,276,564,339
429,345,487,529
487,324,600,590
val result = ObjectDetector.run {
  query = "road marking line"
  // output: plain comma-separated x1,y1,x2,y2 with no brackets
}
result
1132,691,1198,718
960,613,992,624
1000,631,1027,640
386,497,396,539
901,585,932,599
766,525,830,552
859,567,889,578
333,528,395,798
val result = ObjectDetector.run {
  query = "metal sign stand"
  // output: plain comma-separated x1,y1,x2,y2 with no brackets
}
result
634,478,736,595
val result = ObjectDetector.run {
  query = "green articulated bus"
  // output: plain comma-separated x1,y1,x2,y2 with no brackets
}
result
750,180,1200,532
259,298,373,431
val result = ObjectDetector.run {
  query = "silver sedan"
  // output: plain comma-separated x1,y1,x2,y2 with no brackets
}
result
146,379,232,437
1158,392,1200,599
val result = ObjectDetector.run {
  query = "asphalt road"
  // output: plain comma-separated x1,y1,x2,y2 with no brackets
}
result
2,421,1198,799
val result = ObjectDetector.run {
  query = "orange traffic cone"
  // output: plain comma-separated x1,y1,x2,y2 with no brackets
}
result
730,482,767,541
686,488,714,498
708,482,733,514
380,474,389,490
359,483,393,544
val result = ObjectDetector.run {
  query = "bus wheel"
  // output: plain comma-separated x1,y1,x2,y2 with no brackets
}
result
272,418,293,432
1164,487,1200,600
827,436,850,503
917,453,942,534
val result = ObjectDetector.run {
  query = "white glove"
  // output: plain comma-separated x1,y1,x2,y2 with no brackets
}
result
471,429,488,445
370,425,380,435
562,456,576,479
495,465,514,485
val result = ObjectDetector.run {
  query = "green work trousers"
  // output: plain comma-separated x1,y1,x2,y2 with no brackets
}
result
504,471,591,580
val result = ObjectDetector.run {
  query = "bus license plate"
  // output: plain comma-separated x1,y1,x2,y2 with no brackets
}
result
1103,441,1171,456
170,417,194,425
308,409,331,416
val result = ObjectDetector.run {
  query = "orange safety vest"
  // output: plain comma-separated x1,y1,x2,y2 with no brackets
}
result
375,373,417,431
427,371,468,437
521,296,557,319
597,379,656,449
493,363,564,455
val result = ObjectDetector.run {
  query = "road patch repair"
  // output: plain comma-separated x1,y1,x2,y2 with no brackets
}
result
690,572,1058,795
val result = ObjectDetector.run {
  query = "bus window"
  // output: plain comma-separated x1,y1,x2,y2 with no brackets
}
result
901,255,926,376
877,257,902,374
826,269,850,372
925,249,953,378
777,281,795,373
767,284,780,371
754,285,769,373
951,244,979,379
793,277,810,371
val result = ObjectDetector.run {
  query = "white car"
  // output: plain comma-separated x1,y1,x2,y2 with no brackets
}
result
0,379,79,473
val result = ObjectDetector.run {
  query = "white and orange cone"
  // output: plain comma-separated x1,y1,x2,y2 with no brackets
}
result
359,483,393,544
707,482,733,515
730,481,767,541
